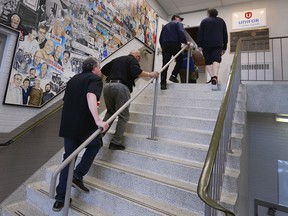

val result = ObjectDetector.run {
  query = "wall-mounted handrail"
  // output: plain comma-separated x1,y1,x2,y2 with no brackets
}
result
49,43,189,216
197,39,244,215
0,104,64,146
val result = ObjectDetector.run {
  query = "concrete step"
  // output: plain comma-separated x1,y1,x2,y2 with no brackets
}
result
141,88,225,100
129,104,219,120
45,166,203,216
25,182,112,216
127,112,217,132
102,133,209,162
2,200,48,216
133,95,222,109
95,147,203,184
137,83,226,92
106,121,213,145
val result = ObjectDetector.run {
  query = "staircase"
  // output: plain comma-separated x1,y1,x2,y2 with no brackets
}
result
0,82,244,216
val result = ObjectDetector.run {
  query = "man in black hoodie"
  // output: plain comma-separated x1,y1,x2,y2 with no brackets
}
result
197,8,228,90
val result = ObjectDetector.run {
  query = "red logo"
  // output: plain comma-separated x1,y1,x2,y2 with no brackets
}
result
245,12,252,19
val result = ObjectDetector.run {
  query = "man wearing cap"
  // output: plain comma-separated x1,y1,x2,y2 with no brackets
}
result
159,15,187,90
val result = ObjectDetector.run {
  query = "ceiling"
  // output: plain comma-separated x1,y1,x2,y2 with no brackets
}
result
155,0,256,16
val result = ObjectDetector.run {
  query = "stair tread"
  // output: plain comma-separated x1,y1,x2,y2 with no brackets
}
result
29,181,200,216
5,200,49,216
27,182,113,216
129,110,218,122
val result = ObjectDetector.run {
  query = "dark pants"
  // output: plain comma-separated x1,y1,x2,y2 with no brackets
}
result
55,135,102,201
161,42,183,84
103,82,130,145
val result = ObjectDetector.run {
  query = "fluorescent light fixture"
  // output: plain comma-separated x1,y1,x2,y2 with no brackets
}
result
275,114,288,123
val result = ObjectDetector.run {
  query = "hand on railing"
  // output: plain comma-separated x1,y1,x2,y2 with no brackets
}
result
150,71,160,78
96,120,109,133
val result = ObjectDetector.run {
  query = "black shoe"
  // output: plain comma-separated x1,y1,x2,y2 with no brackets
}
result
160,83,167,90
72,177,90,193
109,142,125,150
52,198,72,212
169,75,179,83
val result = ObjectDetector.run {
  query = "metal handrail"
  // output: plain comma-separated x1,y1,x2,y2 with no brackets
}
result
197,39,244,215
49,44,189,216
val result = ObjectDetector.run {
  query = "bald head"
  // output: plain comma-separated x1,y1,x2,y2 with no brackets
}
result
130,49,141,61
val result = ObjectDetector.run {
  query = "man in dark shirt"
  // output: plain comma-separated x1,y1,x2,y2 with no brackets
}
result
101,49,159,150
53,57,109,212
197,8,228,90
41,83,54,104
159,15,187,90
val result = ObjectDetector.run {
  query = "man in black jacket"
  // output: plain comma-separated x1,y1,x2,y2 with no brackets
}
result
197,8,228,90
101,49,159,150
159,15,187,90
53,57,109,212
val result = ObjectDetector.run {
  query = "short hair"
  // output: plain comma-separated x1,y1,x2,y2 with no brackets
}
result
23,78,30,83
63,50,71,57
38,24,47,32
82,57,100,72
45,83,51,88
10,13,21,22
42,62,48,68
14,73,22,79
208,8,218,17
26,26,35,34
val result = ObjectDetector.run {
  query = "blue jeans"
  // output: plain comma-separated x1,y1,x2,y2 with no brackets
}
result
55,135,102,201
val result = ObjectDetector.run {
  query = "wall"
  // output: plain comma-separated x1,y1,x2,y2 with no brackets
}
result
178,0,288,84
146,0,168,20
247,112,288,215
0,25,64,143
247,84,288,114
0,0,166,138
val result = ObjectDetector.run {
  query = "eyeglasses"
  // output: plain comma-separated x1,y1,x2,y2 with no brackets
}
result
14,78,22,81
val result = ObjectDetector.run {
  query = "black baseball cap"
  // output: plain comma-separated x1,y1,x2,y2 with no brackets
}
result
171,15,184,21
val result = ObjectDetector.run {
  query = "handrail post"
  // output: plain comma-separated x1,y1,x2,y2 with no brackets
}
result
186,46,191,83
62,160,75,216
148,44,188,140
149,77,159,140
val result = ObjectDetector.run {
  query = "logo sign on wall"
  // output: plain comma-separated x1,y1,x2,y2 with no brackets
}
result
232,8,267,29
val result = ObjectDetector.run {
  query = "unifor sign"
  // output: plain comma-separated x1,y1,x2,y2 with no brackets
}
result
232,8,267,30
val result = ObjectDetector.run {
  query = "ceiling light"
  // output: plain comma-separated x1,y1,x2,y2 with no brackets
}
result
275,114,288,123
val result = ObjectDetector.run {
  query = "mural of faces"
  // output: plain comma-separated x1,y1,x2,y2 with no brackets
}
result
1,0,158,107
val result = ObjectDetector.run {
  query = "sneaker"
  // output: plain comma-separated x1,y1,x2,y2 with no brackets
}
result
160,83,167,90
52,198,72,212
72,177,90,193
211,84,219,91
109,142,125,150
169,75,179,83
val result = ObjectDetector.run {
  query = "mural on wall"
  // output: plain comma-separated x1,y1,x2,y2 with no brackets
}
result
0,0,158,107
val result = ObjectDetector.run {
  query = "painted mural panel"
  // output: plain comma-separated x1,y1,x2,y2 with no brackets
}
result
0,0,158,107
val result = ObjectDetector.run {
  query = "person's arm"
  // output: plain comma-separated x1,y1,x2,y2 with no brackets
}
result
139,70,159,78
86,92,109,132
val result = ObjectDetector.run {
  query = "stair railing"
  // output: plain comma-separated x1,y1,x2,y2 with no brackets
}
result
197,39,244,215
49,44,189,216
254,199,288,215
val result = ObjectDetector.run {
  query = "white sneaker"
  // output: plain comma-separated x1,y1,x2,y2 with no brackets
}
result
211,84,219,91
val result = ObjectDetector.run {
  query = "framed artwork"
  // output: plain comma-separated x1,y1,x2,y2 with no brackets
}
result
230,28,269,53
24,0,38,11
0,0,159,108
